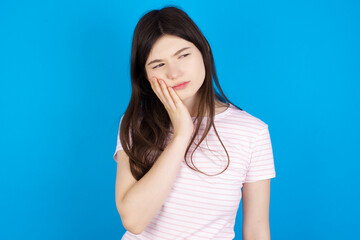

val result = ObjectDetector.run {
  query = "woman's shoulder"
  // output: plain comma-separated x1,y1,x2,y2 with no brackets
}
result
224,103,269,130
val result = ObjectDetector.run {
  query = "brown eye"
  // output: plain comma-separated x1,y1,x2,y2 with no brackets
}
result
180,53,190,58
153,63,164,69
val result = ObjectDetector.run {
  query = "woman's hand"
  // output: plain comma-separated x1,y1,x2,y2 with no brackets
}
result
149,76,194,139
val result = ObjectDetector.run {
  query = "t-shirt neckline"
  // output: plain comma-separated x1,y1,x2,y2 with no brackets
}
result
191,103,232,120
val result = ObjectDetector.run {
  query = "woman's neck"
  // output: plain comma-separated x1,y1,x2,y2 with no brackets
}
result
182,95,228,117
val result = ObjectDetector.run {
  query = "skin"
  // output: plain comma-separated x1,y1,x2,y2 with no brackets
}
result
145,34,205,118
242,179,272,240
145,34,272,239
145,34,228,118
145,34,227,138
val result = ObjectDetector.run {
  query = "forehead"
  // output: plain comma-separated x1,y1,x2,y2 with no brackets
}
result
147,35,193,59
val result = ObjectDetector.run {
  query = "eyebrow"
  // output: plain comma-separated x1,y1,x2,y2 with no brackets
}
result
147,47,191,66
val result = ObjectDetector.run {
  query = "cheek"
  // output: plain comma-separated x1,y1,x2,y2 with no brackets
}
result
191,55,206,79
146,67,165,79
145,69,151,81
185,55,203,71
145,68,157,82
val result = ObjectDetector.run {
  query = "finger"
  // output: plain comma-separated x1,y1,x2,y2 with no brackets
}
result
168,86,182,108
150,77,167,105
158,79,176,110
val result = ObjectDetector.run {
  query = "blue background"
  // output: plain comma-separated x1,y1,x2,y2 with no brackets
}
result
1,0,359,239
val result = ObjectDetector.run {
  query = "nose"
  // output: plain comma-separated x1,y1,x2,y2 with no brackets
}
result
166,63,183,80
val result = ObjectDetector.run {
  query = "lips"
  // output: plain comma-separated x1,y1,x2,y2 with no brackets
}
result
172,81,190,89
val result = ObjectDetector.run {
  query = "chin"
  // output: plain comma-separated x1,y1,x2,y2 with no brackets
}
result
178,92,197,102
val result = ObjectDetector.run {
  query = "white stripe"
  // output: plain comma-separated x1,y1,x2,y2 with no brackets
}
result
114,104,276,239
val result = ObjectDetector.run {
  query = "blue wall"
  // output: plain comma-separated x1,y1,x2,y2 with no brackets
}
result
1,0,359,239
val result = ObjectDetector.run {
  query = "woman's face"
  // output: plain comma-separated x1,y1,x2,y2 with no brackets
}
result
145,34,206,102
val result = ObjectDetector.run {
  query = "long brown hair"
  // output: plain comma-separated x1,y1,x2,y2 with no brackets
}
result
119,6,243,181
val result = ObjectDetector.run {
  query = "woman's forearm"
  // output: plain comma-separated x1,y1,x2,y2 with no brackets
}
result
119,135,190,234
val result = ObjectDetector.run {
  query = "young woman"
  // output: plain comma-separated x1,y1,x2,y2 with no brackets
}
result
113,6,276,240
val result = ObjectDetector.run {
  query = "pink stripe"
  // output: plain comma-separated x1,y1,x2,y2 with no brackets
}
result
115,105,276,239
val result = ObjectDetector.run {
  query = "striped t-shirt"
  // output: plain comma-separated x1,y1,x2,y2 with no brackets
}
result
113,103,276,240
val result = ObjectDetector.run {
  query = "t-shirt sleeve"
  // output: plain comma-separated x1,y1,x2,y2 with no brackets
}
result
244,124,276,183
113,116,124,162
